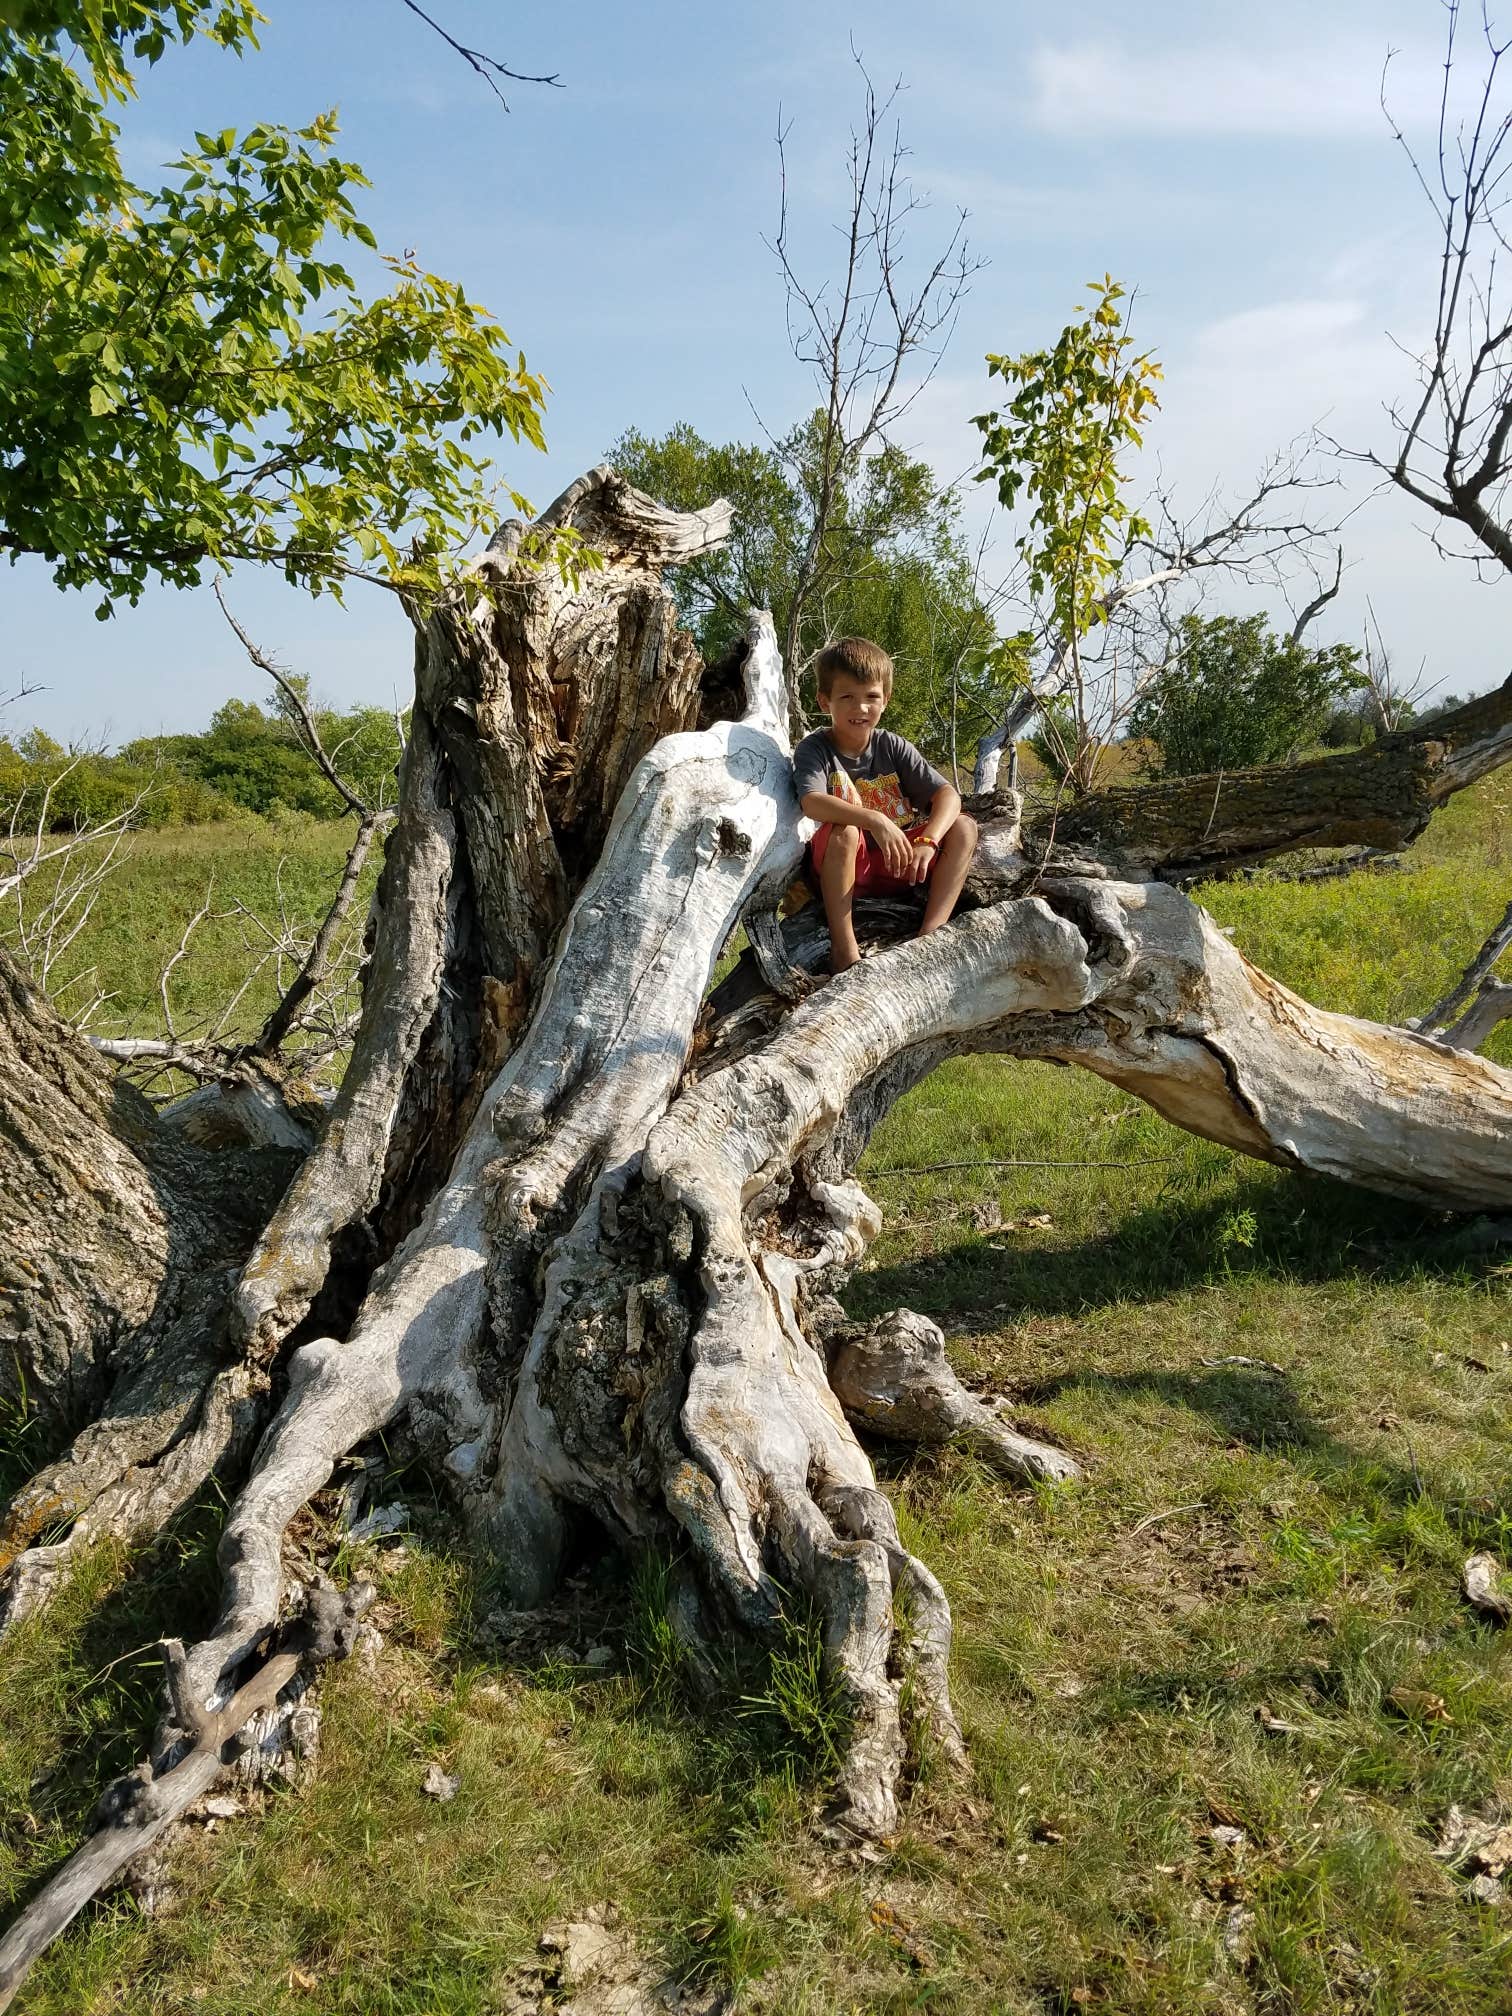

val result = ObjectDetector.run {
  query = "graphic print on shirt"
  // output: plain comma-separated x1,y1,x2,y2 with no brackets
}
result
829,767,912,824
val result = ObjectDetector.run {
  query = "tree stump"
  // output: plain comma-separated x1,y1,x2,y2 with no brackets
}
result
4,467,1511,2003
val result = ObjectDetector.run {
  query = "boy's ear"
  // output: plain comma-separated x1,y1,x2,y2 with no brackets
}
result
815,688,834,718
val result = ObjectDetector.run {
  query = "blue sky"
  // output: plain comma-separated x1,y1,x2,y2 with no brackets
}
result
9,0,1506,742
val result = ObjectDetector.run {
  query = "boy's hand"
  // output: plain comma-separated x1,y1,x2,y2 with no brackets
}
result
905,838,935,884
866,812,914,876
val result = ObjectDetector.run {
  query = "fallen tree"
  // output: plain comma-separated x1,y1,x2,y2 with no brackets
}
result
3,467,1511,2003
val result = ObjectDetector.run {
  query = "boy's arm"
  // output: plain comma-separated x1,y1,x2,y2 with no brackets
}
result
888,735,959,855
915,781,962,846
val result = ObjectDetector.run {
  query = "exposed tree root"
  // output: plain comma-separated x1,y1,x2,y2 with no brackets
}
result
0,1581,372,2015
827,1308,1082,1484
0,1355,263,1634
7,471,1512,1998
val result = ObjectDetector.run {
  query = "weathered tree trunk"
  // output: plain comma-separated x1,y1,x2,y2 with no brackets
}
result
1026,678,1512,879
0,952,300,1625
4,467,1512,2003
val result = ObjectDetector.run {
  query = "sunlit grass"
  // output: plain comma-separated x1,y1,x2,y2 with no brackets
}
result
2,776,1510,2012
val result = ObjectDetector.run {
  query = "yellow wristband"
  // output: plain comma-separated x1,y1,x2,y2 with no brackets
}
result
913,834,937,848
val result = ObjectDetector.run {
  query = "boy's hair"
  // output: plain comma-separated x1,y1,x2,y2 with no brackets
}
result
815,636,893,700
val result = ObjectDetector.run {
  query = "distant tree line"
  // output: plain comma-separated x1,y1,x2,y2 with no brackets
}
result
4,461,1487,833
1,691,404,831
5,611,1481,836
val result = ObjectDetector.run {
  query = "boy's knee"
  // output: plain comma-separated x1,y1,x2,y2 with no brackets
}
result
953,813,979,851
828,822,862,857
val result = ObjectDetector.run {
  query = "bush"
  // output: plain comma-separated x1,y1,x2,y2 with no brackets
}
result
0,731,236,832
1129,614,1360,776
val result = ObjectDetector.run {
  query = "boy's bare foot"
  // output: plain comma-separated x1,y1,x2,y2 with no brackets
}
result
829,939,861,974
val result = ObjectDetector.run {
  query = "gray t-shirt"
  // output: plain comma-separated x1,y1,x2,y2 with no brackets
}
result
792,728,947,825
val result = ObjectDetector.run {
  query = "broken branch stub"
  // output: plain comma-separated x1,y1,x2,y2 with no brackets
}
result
5,467,1512,1995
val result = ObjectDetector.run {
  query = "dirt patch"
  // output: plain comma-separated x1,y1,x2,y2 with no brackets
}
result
496,1904,726,2015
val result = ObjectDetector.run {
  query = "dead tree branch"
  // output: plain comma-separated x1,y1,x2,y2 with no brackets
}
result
396,0,561,108
766,47,980,687
1414,890,1512,1046
214,585,396,1063
1290,544,1345,642
1366,4,1512,575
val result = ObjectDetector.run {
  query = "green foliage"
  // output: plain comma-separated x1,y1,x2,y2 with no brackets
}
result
0,727,230,828
1,691,405,827
1130,613,1362,775
669,1876,775,1994
608,416,997,759
625,1550,692,1709
149,694,402,816
739,1599,851,1779
1,1,552,609
975,277,1163,649
606,422,803,666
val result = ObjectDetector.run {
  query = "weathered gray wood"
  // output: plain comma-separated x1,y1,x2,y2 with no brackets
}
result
6,466,1512,1996
1442,976,1512,1052
0,1584,370,2014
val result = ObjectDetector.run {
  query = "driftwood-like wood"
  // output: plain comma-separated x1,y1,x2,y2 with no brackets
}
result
0,1583,371,2013
4,467,1512,1998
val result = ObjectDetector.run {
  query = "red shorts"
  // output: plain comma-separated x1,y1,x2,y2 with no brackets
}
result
809,821,937,895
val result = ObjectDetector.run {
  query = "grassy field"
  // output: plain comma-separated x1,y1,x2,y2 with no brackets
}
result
3,815,377,1084
1,780,1509,2014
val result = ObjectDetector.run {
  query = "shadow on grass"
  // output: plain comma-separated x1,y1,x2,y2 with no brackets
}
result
0,1490,228,1916
849,1165,1507,1326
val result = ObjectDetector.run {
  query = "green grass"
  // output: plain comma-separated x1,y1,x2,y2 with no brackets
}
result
2,781,1510,2012
6,814,374,1069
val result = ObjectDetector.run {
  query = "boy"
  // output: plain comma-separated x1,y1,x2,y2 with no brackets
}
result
792,637,978,973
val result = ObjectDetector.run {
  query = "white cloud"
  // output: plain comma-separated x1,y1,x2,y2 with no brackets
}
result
920,165,1222,237
1029,34,1448,140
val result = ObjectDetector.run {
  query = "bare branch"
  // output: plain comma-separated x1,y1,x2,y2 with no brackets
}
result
1372,4,1512,575
1290,544,1345,642
1415,890,1512,1034
764,47,981,685
159,888,216,1043
250,808,391,1058
215,585,371,819
974,441,1343,791
1358,599,1432,732
396,0,561,109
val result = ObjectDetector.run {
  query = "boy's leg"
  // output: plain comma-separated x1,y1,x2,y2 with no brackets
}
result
816,822,864,972
918,813,978,937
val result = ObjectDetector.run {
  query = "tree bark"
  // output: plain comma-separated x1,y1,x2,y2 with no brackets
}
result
0,950,299,1625
1030,676,1512,879
4,468,1512,2000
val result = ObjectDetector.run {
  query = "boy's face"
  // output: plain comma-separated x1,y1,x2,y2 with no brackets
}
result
818,671,888,752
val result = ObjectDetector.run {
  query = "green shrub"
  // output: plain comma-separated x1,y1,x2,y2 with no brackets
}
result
1130,613,1360,775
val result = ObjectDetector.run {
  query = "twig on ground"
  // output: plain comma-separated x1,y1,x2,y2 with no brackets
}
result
1398,1426,1424,1497
0,1583,374,2012
1125,1503,1207,1543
